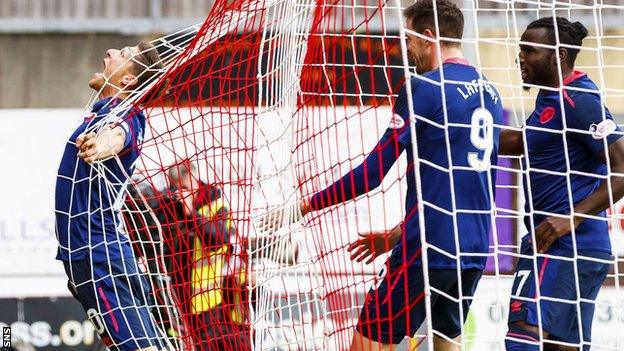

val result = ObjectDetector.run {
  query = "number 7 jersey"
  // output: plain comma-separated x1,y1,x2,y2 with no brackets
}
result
522,71,621,254
392,58,503,270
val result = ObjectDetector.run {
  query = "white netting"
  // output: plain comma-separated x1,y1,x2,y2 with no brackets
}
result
53,1,624,351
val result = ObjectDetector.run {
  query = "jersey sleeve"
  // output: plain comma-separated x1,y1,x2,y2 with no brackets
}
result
564,92,623,157
115,110,144,150
309,125,407,211
308,80,433,211
391,79,433,146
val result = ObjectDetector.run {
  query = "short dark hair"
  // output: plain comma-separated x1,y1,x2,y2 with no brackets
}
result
403,0,464,46
526,17,588,66
130,41,164,90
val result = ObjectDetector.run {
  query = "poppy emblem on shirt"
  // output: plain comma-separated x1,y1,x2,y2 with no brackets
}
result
539,107,555,124
388,113,405,129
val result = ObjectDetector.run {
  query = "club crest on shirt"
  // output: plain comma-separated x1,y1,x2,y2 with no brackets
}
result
83,112,96,123
388,113,405,129
539,107,555,124
589,119,617,140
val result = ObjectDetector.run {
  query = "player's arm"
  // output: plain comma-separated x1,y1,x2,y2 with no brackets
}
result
258,83,423,235
536,139,624,253
256,129,407,235
300,132,407,216
572,139,624,217
535,94,624,253
76,126,127,163
301,85,420,216
499,128,524,156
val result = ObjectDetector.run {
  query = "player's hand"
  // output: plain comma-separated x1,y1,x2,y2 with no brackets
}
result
348,229,401,264
257,199,306,235
76,132,99,163
534,215,582,253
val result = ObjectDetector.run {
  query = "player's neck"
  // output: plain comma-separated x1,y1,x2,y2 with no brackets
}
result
539,68,575,90
435,46,465,68
556,68,575,87
97,88,129,101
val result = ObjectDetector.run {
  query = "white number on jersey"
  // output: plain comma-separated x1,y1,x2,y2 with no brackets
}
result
468,108,495,171
513,270,531,296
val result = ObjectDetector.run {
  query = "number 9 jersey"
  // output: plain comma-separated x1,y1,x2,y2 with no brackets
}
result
391,58,503,270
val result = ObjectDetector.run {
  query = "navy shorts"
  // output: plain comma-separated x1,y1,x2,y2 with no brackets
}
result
64,258,166,351
356,250,483,344
508,239,610,348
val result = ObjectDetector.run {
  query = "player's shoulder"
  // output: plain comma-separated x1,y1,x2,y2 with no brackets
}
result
403,72,439,97
442,61,486,81
562,71,601,109
397,76,441,115
124,106,146,124
117,105,146,130
564,71,596,90
441,63,500,95
563,90,601,113
404,62,478,90
116,101,145,119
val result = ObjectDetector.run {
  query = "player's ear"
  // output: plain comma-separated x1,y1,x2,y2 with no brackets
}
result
558,48,568,67
121,74,138,90
422,28,435,43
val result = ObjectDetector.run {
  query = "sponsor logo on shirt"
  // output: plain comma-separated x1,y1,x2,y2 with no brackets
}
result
589,119,617,140
388,113,405,129
510,300,523,313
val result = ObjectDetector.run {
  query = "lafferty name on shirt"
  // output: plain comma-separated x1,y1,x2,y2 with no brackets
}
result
456,78,499,104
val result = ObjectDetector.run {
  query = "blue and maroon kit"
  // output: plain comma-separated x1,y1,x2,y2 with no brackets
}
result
508,72,620,348
55,97,165,350
311,58,503,343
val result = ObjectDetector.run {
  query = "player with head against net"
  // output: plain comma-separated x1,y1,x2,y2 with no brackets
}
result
261,0,503,350
500,17,624,351
54,41,168,351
